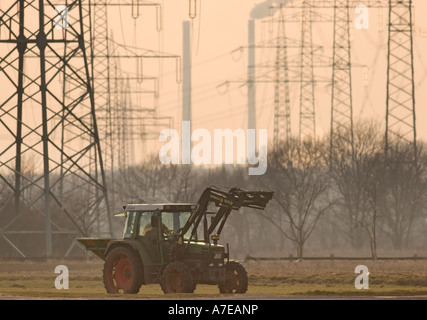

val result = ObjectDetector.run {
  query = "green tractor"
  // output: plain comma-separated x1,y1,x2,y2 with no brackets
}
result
78,186,273,294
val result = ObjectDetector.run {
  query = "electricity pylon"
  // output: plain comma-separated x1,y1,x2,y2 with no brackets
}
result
274,5,292,147
0,0,112,257
299,0,316,143
385,0,417,161
330,0,355,162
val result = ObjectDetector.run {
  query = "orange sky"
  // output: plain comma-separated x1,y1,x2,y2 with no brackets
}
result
157,0,427,144
1,0,427,163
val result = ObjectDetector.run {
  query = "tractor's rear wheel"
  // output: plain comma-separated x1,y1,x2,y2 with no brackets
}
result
103,246,143,294
218,261,248,294
161,262,195,294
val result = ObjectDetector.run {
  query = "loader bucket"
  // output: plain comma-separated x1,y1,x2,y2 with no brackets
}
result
229,188,274,210
77,238,112,259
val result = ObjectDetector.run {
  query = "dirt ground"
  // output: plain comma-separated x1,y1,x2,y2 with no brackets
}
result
0,258,427,300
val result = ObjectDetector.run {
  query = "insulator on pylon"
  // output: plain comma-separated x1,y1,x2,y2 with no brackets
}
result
189,0,197,19
132,0,140,19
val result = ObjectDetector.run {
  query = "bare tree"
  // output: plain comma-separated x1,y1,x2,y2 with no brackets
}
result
159,164,194,202
116,154,164,204
330,123,427,253
378,142,427,249
356,153,383,260
259,138,335,259
65,185,100,237
329,121,384,251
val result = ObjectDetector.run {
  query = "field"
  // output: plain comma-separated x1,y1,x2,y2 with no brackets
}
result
1,258,427,299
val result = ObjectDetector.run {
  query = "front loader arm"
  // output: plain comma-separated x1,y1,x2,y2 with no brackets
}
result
179,187,237,240
179,186,274,243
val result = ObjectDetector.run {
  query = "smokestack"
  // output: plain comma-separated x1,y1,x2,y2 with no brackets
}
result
250,0,292,20
182,21,192,126
182,21,192,164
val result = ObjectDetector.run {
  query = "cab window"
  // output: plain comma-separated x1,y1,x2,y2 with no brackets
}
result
138,212,153,236
161,211,192,239
123,212,137,238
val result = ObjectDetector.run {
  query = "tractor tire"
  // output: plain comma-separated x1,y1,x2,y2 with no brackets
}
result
161,262,196,294
218,261,248,294
103,246,143,294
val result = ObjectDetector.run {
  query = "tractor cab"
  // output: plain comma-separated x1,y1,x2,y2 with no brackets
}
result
122,203,194,240
120,203,198,264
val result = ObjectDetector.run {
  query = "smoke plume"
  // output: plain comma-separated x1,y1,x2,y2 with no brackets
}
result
250,0,293,20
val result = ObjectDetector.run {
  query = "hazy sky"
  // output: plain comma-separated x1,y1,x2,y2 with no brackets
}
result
1,0,427,162
156,0,427,143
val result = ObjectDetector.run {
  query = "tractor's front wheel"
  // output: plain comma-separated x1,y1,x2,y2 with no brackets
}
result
103,246,143,294
218,261,248,294
161,262,196,294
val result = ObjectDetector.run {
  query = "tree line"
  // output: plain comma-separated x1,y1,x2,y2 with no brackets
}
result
1,121,426,258
114,121,427,259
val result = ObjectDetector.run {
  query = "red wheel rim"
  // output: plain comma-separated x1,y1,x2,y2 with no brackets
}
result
172,271,183,292
113,257,133,291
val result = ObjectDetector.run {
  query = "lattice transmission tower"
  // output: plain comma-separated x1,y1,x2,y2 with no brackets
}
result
273,5,292,148
90,1,162,206
88,1,178,212
90,0,115,200
330,0,354,161
385,0,417,160
0,0,112,257
298,0,316,143
222,1,329,149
